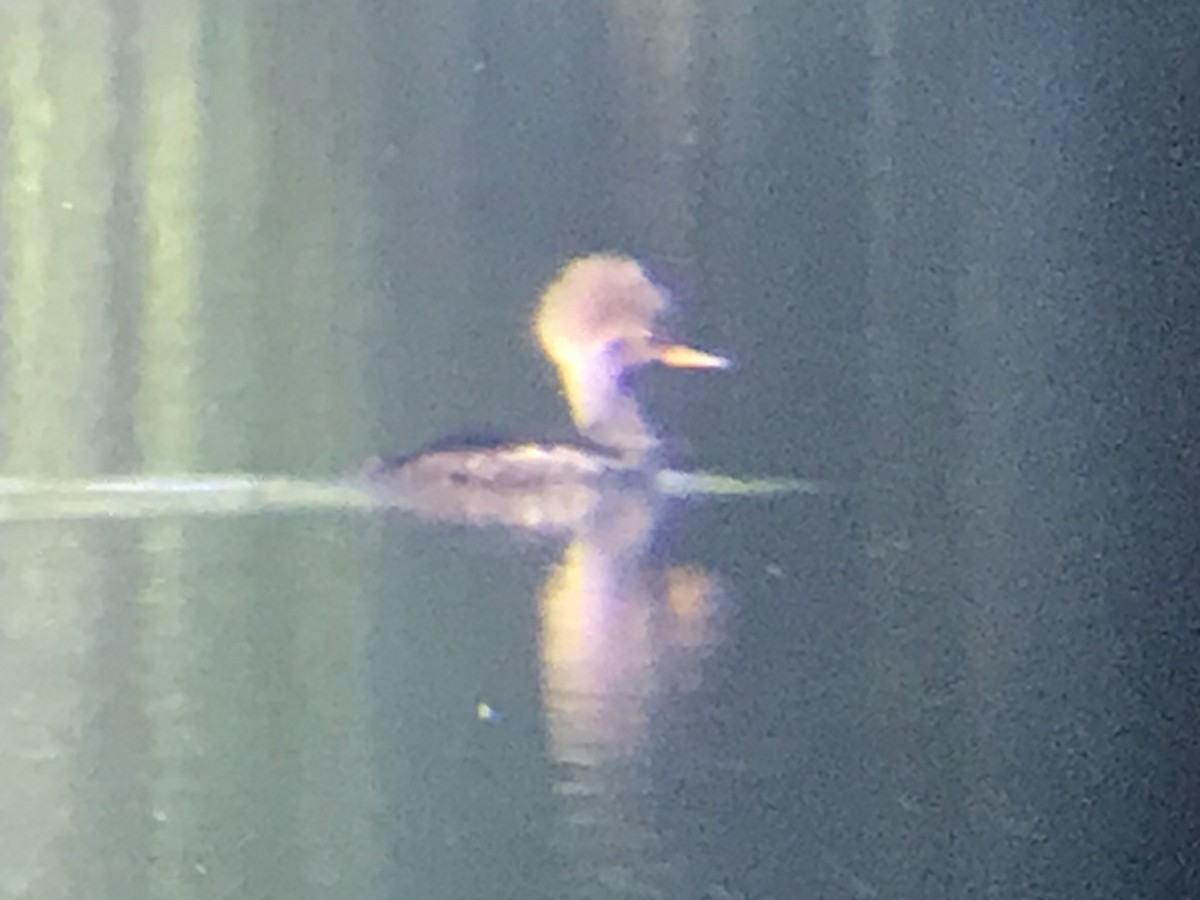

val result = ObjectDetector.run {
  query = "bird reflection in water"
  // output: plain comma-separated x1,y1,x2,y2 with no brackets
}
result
536,485,723,895
538,489,723,765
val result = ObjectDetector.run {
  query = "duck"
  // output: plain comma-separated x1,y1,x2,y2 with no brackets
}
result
362,254,727,532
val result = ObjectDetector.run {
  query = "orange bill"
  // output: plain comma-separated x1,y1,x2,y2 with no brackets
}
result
654,343,730,370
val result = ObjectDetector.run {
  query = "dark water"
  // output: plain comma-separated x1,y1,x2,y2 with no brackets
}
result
2,1,1198,898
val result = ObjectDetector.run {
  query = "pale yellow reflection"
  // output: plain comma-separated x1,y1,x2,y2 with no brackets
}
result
0,6,118,900
137,0,201,471
538,491,721,766
0,3,117,477
2,2,385,897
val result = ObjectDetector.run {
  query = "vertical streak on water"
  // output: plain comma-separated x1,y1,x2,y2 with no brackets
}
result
608,0,700,264
950,15,1129,889
857,0,949,889
0,528,103,900
0,4,116,899
137,3,201,473
264,11,387,890
0,3,117,476
861,0,900,509
247,3,377,473
195,6,265,468
134,4,204,898
949,15,1026,889
858,5,902,890
0,9,52,477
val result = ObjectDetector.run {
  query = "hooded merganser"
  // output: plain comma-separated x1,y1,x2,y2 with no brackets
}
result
362,254,727,531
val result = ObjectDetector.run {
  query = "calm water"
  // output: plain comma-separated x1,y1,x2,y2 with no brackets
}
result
2,2,1197,899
